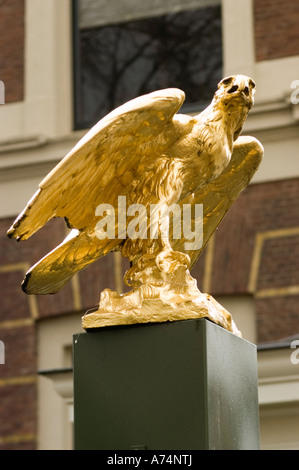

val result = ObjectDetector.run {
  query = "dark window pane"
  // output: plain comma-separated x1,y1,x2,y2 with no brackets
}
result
73,4,222,129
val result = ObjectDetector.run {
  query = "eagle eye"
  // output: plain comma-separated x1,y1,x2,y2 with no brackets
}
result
221,77,233,86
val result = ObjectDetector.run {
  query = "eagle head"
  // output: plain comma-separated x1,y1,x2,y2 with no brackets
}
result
214,75,256,111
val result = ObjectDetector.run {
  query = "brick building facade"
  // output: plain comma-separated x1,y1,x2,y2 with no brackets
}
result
0,0,299,449
0,0,24,103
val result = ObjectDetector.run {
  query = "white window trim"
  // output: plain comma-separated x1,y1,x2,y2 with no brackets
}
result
0,0,73,143
78,0,221,29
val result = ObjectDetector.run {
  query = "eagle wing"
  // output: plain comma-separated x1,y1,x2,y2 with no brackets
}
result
7,88,185,241
171,136,263,268
7,89,185,295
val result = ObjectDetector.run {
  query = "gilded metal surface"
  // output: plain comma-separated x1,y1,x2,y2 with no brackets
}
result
7,75,263,336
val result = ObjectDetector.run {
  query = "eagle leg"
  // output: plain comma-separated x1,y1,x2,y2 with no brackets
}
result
155,239,191,273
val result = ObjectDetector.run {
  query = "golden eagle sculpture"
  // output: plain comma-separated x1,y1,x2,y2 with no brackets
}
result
7,75,263,336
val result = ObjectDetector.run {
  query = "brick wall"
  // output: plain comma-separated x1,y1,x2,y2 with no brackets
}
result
0,216,117,449
254,0,299,61
0,217,117,319
0,326,36,449
0,0,25,103
192,177,299,343
1,177,299,447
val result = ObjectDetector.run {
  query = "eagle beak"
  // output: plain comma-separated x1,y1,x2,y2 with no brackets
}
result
226,75,255,106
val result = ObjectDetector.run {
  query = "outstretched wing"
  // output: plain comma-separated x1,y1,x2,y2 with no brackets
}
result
171,136,263,268
7,88,185,241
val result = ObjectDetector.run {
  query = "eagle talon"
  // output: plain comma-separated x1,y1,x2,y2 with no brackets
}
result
156,250,191,273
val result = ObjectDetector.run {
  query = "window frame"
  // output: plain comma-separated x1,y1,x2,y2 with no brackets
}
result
72,0,223,130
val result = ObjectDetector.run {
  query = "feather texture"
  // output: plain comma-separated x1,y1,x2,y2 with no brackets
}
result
7,77,263,297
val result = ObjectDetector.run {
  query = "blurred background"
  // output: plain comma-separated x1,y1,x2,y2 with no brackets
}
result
0,0,299,449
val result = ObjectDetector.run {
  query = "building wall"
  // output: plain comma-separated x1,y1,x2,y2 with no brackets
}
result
254,0,299,61
0,0,24,103
0,0,299,449
194,177,299,343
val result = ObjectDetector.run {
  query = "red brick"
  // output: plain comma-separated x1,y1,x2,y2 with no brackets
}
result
210,178,299,295
258,235,299,290
0,382,36,441
0,271,31,321
256,295,299,342
0,0,24,102
0,325,36,379
254,0,299,61
78,254,116,311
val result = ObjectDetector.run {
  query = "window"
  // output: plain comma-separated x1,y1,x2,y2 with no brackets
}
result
73,0,222,129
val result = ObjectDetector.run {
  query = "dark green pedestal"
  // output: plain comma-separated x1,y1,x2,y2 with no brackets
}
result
73,319,260,450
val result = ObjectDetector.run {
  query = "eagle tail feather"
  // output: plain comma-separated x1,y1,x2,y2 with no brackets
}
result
22,230,117,295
